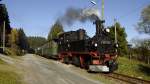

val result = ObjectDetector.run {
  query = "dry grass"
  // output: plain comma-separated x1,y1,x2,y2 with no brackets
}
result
0,59,22,84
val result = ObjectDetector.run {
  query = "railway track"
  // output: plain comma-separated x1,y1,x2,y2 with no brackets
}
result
101,72,150,84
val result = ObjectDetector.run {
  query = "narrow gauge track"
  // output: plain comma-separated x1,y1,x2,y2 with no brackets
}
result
101,72,150,84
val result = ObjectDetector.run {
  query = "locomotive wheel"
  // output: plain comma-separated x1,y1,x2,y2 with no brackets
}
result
85,60,91,69
72,56,80,67
64,57,69,64
108,61,118,73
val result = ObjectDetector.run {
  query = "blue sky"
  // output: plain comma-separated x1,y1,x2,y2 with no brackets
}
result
1,0,150,42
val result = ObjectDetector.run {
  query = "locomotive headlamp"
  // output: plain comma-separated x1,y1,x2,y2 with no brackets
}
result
105,28,110,33
94,43,98,47
115,43,119,48
68,44,70,47
59,41,61,44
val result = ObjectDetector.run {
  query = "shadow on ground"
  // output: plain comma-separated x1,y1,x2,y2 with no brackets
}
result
138,64,150,76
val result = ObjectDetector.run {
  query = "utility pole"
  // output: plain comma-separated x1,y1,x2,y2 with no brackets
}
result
3,21,5,52
101,0,104,21
114,19,117,44
114,19,118,56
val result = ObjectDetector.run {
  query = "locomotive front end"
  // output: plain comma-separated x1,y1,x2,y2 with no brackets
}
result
89,19,118,72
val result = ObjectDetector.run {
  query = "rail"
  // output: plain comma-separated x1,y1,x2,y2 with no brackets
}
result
101,72,150,84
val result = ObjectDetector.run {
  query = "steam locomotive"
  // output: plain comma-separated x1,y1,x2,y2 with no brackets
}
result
54,19,118,72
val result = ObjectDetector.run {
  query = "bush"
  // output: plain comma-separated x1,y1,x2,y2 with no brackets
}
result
4,47,25,56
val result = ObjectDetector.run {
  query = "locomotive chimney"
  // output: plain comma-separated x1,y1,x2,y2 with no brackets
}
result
94,19,105,35
93,0,105,36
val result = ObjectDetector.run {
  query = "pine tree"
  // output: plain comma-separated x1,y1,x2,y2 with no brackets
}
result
0,4,11,47
18,29,29,50
47,21,64,41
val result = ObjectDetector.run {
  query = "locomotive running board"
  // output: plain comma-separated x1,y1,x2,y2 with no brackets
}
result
89,65,109,72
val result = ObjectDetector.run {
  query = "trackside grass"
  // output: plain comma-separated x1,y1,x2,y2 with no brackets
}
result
115,57,150,81
0,59,22,84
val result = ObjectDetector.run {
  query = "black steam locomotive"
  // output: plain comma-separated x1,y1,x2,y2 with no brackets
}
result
55,19,118,72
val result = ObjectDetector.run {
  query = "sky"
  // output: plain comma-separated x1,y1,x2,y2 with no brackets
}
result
1,0,150,42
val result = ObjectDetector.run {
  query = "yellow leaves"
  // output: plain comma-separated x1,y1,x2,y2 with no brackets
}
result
10,29,19,45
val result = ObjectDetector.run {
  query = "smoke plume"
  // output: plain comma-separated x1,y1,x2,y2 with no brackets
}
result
58,7,100,26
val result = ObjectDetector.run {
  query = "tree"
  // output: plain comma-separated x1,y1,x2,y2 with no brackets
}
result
18,29,29,50
8,28,21,55
131,38,150,64
137,5,150,35
0,4,11,47
10,29,19,47
47,21,64,41
8,28,29,55
108,22,128,56
47,21,64,56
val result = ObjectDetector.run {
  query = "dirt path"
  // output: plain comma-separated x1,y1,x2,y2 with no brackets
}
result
0,54,102,84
